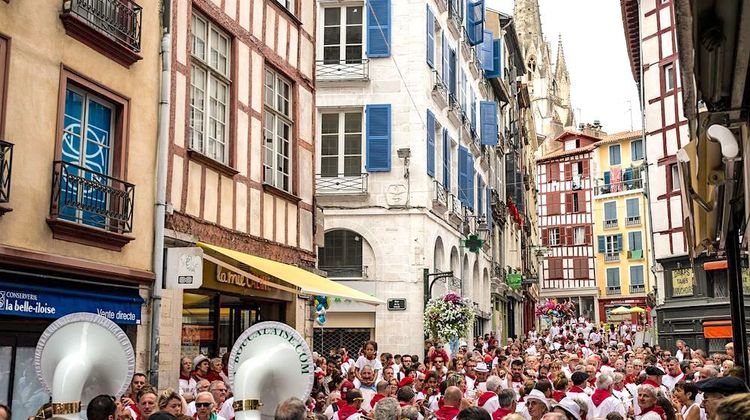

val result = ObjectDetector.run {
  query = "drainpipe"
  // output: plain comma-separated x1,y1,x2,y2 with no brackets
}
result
149,1,171,387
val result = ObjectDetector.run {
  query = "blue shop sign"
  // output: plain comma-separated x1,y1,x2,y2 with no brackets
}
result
0,281,144,324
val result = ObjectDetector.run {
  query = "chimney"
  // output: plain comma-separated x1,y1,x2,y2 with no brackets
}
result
581,121,606,138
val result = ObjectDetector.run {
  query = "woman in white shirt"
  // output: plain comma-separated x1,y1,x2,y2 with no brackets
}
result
672,382,703,420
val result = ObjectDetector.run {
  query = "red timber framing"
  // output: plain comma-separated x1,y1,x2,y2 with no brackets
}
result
537,148,596,291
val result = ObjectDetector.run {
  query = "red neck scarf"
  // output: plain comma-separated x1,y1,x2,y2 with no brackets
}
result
435,405,460,420
552,391,566,402
492,408,514,420
640,405,666,420
179,372,191,381
591,389,612,407
642,378,661,388
371,394,386,406
669,372,683,379
337,402,360,420
624,374,636,384
569,386,585,393
478,391,497,407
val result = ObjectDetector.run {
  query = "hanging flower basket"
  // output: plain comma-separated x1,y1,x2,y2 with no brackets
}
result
424,292,475,342
535,299,576,321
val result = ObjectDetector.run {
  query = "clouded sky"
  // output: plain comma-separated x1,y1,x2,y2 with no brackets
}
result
487,0,642,133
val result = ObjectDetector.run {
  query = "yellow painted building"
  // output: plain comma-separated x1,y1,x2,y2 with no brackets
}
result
592,131,655,322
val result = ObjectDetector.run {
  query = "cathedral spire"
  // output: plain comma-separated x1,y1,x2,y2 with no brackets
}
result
513,0,544,56
555,34,569,82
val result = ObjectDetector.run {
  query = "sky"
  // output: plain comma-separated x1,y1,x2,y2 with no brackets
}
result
487,0,642,133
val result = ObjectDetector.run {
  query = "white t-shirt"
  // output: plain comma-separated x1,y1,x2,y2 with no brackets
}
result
355,356,383,372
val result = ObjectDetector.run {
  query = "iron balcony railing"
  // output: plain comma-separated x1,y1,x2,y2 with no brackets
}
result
0,140,13,204
316,59,369,81
62,0,143,52
320,265,368,279
604,252,620,262
607,286,622,295
630,284,646,294
50,160,135,233
449,193,462,219
433,180,449,207
625,216,641,226
316,173,368,195
595,177,644,195
604,219,618,229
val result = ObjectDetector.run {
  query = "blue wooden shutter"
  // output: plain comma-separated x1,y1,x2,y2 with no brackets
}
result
604,171,611,186
467,153,475,210
458,146,468,204
367,0,391,57
443,128,451,189
616,234,623,251
485,38,501,78
598,236,605,253
466,0,484,46
442,34,449,84
480,101,498,145
427,110,435,177
477,177,484,215
365,104,391,172
426,6,435,67
480,30,493,71
460,71,467,114
486,187,492,230
449,48,457,96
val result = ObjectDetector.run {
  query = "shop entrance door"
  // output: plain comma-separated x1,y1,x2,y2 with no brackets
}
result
218,302,261,355
0,322,50,420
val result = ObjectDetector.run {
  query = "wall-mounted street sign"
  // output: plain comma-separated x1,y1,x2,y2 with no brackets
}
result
387,298,407,311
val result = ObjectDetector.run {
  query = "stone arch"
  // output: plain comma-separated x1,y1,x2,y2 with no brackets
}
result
434,236,445,271
462,254,471,296
482,268,490,309
472,260,480,304
321,227,376,279
322,219,385,280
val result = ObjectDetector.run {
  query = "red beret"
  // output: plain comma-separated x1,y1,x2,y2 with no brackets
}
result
341,380,356,394
484,354,493,363
398,377,414,388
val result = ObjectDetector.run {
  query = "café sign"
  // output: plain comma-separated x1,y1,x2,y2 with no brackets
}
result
672,268,694,297
216,267,269,291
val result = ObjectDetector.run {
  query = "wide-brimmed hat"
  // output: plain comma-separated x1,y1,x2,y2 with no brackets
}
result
475,362,489,373
193,354,209,370
553,397,581,420
526,389,551,410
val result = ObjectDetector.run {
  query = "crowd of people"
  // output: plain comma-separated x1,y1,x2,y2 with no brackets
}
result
34,318,750,420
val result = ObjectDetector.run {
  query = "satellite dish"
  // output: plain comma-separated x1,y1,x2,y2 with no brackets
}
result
35,313,135,419
229,322,314,420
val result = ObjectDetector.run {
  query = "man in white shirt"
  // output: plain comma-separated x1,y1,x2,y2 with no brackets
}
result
590,373,627,418
661,357,685,391
675,340,688,362
477,375,502,414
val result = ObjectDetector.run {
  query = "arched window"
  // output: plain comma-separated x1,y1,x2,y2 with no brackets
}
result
319,230,363,278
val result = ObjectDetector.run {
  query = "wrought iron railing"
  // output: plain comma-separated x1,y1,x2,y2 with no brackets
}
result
604,252,620,262
630,284,646,294
448,0,463,24
433,180,448,207
320,265,368,279
625,216,641,226
49,160,135,233
595,177,644,195
434,0,447,13
0,140,13,204
449,193,462,219
607,286,621,295
604,219,618,229
62,0,143,52
316,173,368,194
316,59,369,81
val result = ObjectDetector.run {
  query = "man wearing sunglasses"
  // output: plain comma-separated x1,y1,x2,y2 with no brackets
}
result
194,392,226,420
186,379,212,416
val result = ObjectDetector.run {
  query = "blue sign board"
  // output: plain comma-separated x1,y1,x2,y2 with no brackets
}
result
0,281,144,324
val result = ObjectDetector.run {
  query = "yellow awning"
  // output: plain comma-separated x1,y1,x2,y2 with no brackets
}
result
198,242,384,305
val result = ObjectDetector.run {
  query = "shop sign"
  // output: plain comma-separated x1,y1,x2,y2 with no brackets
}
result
0,281,142,324
165,247,203,289
507,273,522,290
387,298,407,311
672,268,694,297
216,267,269,291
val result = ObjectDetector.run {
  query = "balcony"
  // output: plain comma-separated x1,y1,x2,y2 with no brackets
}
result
607,286,621,295
60,0,143,67
595,177,644,195
625,215,641,226
604,219,618,229
316,173,368,195
432,180,449,213
447,1,462,38
630,284,646,294
627,249,644,260
0,140,13,215
431,70,449,110
320,265,368,279
316,59,369,82
447,94,462,126
434,0,447,13
604,252,620,262
448,193,463,224
48,160,135,250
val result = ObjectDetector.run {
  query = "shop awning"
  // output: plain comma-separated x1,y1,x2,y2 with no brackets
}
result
198,243,384,305
704,320,733,339
0,280,143,324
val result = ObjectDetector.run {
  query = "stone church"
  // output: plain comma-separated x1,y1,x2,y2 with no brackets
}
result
514,0,576,155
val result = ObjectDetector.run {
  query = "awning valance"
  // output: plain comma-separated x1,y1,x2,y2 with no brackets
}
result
198,242,383,305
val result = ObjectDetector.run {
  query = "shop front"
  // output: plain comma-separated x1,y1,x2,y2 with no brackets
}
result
598,296,648,324
0,269,144,420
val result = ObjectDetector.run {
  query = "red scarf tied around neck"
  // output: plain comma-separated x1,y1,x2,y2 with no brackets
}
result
591,389,612,407
478,391,497,407
552,391,566,402
569,386,585,393
337,402,361,420
640,405,667,420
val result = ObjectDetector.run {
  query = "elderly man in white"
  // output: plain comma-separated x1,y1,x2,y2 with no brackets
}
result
590,372,627,419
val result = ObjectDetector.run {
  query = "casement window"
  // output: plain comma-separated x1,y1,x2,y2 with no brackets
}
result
626,197,640,225
426,5,435,67
548,258,564,279
609,144,621,165
323,6,363,65
604,201,617,227
605,235,622,253
628,231,643,251
664,63,675,91
442,128,450,189
630,266,645,292
631,139,644,161
190,13,231,164
319,230,364,278
670,163,680,191
572,192,580,212
573,227,586,245
276,0,295,14
263,69,294,192
549,228,560,246
606,268,620,293
320,111,363,178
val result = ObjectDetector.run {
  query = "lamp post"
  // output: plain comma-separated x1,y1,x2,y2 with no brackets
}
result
423,269,455,309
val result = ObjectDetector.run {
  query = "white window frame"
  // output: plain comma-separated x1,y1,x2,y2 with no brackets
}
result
631,139,644,161
573,227,585,245
264,69,294,192
550,228,560,246
605,235,619,253
321,5,365,64
276,0,295,14
319,110,364,177
664,63,675,91
190,12,231,164
671,164,680,191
